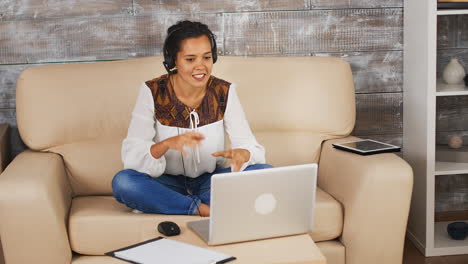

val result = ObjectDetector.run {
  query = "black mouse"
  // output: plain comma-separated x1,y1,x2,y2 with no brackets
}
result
157,221,180,236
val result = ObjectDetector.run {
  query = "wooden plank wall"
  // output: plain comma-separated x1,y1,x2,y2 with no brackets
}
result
0,0,406,159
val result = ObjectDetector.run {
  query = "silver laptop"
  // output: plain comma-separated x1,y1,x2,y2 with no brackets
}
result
187,163,317,245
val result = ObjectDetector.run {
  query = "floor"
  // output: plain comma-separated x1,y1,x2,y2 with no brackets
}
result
403,238,468,264
0,238,3,264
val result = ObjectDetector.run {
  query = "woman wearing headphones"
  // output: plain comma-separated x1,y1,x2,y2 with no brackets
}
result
112,21,272,217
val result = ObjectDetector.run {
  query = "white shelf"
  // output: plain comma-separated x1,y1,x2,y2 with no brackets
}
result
435,146,468,175
435,161,468,175
434,221,468,255
436,80,468,96
437,10,468,15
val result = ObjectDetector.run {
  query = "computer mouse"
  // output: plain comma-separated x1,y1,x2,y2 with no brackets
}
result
157,221,180,236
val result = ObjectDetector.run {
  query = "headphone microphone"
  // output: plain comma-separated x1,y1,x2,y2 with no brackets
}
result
163,61,174,74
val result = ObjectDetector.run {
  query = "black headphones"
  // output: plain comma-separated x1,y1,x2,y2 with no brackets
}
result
163,26,218,74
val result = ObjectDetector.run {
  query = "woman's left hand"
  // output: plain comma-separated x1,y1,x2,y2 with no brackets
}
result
212,148,250,172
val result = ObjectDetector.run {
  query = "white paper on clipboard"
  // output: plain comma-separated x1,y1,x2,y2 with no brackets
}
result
107,237,236,264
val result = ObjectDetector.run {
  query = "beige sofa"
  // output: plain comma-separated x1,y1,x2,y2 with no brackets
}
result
0,56,413,264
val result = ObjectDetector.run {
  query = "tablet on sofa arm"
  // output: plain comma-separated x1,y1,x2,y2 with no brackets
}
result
332,139,401,155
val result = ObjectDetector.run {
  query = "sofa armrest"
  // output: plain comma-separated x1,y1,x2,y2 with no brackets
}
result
318,136,413,264
0,151,73,264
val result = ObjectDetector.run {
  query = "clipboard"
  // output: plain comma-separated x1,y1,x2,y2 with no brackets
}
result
105,237,236,264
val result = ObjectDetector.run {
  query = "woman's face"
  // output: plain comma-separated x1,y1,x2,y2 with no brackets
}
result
174,35,214,90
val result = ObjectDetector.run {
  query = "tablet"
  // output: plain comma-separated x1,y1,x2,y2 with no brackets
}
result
332,139,401,155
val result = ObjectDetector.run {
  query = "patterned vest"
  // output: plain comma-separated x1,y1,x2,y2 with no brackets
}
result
145,74,231,128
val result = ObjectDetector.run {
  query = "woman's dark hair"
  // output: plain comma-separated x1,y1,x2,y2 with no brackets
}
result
162,20,217,74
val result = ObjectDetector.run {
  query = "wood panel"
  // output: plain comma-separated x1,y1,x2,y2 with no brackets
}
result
310,0,402,9
0,0,132,20
436,96,468,132
0,109,25,158
340,51,402,93
438,15,468,49
0,13,223,64
223,8,402,56
134,0,308,13
135,0,403,14
0,109,16,127
0,64,28,109
312,51,402,94
435,174,468,213
0,0,404,20
353,93,403,135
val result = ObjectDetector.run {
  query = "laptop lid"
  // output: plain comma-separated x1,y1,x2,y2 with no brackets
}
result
207,163,317,245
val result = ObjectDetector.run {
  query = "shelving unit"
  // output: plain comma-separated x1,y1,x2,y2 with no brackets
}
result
404,0,468,257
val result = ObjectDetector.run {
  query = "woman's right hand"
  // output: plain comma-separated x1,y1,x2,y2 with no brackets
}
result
150,132,205,159
161,132,205,155
151,132,205,159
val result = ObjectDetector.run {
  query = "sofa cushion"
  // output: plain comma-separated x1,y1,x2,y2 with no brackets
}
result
49,140,122,196
16,57,163,151
213,56,355,135
69,188,343,255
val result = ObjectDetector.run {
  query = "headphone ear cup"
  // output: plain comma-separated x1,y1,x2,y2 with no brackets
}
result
211,34,218,64
163,47,176,74
167,57,175,70
212,48,217,64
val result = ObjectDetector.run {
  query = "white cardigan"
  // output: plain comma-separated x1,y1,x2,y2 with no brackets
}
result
121,81,266,178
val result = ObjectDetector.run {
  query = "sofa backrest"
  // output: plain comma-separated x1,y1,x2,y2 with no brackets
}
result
16,56,355,195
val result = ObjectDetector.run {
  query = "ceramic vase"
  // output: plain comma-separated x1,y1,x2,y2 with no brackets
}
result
443,58,466,85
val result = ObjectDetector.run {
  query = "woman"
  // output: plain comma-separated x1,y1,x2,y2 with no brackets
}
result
112,20,271,217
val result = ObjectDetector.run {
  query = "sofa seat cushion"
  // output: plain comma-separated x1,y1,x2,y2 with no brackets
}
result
69,188,343,255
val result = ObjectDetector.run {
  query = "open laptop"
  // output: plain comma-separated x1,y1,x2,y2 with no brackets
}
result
187,163,317,245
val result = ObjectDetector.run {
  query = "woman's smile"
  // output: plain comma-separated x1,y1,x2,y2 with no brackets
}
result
192,73,206,81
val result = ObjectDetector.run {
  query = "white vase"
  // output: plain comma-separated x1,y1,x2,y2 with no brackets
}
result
443,58,466,85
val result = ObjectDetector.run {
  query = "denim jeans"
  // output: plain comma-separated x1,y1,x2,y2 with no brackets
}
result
112,164,273,215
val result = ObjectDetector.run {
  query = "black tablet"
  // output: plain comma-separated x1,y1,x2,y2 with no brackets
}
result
332,139,401,155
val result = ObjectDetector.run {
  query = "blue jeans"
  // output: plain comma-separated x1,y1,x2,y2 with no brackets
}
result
112,164,273,215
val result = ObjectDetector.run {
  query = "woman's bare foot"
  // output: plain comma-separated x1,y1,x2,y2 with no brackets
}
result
195,203,210,217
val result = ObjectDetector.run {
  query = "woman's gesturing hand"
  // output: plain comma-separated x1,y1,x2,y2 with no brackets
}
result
212,148,250,172
164,132,205,155
151,132,205,159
